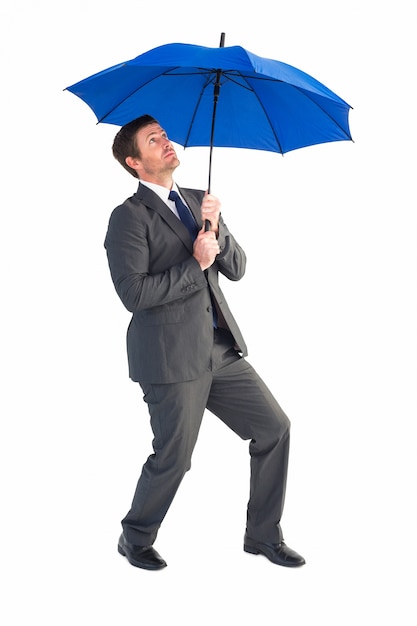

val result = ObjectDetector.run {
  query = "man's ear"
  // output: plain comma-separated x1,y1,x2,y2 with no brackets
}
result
125,156,140,172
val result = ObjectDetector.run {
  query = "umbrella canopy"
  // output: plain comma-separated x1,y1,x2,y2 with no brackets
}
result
65,36,353,190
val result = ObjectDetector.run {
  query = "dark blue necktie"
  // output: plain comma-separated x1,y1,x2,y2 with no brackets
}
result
169,190,199,241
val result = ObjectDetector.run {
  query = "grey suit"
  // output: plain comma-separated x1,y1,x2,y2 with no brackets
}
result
104,183,291,546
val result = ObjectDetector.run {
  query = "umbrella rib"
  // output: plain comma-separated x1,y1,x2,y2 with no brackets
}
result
183,73,216,149
225,72,352,145
96,67,214,123
294,86,353,140
95,67,351,147
224,72,285,153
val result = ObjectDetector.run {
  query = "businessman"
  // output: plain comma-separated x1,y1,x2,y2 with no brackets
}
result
104,114,305,570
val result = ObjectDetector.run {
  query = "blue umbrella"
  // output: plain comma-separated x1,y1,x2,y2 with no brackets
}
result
66,33,352,199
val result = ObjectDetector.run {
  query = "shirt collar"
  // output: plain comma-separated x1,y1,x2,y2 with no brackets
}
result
140,180,179,205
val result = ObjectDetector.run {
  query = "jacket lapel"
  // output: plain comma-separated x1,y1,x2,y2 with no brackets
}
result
134,183,197,250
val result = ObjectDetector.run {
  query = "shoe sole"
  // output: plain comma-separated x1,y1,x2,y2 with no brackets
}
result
244,543,305,567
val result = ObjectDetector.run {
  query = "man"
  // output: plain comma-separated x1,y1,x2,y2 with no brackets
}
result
104,114,305,570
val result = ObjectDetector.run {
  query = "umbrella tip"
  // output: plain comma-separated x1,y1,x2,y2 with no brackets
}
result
219,33,225,47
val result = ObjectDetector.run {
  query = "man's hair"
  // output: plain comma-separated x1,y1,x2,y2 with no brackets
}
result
112,114,159,178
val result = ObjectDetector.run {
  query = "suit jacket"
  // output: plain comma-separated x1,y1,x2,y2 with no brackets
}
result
104,183,248,384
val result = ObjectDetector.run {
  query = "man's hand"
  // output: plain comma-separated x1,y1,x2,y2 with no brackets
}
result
201,192,220,235
193,228,221,271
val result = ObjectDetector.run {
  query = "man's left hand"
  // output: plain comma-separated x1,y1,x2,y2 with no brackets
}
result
201,192,220,235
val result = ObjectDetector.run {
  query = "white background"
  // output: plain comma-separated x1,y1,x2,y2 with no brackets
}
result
1,1,416,624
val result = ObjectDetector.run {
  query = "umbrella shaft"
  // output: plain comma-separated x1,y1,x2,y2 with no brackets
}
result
214,69,221,100
208,32,225,199
208,68,222,193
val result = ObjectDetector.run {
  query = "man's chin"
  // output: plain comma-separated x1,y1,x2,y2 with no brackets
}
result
167,156,180,168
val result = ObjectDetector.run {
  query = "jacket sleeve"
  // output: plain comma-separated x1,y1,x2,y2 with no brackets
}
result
215,215,247,281
104,202,208,313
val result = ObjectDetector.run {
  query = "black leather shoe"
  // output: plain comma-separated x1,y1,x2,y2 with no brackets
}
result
244,535,305,567
118,534,167,570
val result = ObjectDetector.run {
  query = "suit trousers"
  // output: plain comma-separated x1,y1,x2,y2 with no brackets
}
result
121,328,290,546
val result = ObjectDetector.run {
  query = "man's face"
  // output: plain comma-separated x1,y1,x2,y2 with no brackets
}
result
133,122,180,180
